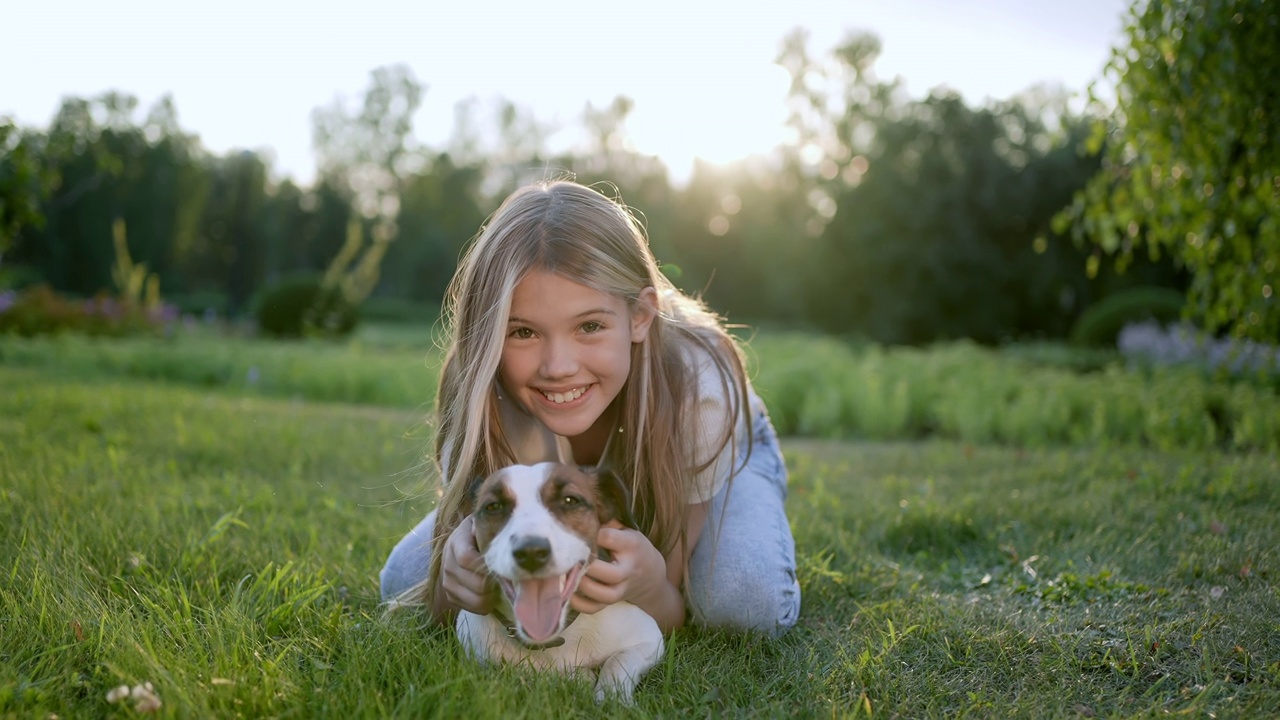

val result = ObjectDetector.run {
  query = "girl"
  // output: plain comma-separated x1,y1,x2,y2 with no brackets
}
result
380,180,799,636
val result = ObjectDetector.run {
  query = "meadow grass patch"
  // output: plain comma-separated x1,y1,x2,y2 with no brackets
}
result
2,339,1279,717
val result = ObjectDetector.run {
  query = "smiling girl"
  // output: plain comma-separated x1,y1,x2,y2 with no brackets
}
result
381,180,799,636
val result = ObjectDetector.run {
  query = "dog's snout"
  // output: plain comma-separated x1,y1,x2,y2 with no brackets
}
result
512,536,551,571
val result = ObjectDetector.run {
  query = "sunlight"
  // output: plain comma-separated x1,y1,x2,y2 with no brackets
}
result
626,64,793,179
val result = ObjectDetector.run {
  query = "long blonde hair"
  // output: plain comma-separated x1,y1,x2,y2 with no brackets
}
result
411,180,750,610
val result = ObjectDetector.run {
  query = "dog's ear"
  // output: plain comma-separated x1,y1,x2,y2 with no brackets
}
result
591,468,638,530
465,474,486,512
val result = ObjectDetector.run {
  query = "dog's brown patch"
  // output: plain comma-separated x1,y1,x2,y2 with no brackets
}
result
471,471,515,553
540,465,603,552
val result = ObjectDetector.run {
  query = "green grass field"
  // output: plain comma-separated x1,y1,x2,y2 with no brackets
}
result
2,329,1278,717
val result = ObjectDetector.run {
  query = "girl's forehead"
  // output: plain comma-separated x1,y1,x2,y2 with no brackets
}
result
509,270,628,319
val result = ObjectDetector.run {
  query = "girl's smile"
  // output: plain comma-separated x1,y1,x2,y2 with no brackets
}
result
537,384,592,406
499,270,655,459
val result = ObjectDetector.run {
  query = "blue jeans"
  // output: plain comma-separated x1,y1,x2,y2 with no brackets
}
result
379,407,800,637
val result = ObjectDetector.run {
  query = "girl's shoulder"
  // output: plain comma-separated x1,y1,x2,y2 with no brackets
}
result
671,327,748,394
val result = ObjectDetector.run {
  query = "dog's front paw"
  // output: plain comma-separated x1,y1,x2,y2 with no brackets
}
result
592,675,635,705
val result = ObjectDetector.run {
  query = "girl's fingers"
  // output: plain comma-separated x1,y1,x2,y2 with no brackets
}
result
596,527,635,551
445,565,494,614
585,556,627,585
573,576,624,609
569,593,607,615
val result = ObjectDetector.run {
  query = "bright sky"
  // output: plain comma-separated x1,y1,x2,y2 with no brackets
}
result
2,0,1129,184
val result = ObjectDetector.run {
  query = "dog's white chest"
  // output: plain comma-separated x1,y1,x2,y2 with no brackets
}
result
458,602,663,703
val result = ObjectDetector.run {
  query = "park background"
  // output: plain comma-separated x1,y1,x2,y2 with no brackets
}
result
2,0,1278,717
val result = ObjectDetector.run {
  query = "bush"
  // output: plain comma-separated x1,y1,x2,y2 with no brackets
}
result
0,263,44,291
255,275,359,339
1070,286,1186,347
0,284,177,337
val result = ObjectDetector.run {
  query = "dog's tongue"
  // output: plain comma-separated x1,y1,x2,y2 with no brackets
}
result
514,577,563,643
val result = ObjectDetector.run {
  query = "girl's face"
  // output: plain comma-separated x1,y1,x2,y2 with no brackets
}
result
499,270,656,444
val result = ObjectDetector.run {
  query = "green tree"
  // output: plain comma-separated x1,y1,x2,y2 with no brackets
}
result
1059,0,1279,340
11,93,208,298
778,29,1114,343
311,64,423,241
383,153,485,302
0,118,50,259
185,151,267,313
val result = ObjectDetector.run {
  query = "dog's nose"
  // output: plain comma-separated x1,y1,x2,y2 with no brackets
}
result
512,537,551,571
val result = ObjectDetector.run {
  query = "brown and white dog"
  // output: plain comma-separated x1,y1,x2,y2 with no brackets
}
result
457,462,664,703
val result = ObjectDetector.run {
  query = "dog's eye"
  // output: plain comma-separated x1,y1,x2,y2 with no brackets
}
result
561,495,584,508
482,500,507,515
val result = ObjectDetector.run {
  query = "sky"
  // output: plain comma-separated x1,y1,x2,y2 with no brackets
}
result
2,0,1131,185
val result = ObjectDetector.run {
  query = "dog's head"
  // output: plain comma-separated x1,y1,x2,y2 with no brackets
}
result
468,462,634,645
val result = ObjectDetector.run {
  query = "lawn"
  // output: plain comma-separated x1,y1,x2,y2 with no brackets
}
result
1,329,1277,718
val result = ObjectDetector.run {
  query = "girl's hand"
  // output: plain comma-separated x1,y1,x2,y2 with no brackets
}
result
440,515,495,616
571,523,668,614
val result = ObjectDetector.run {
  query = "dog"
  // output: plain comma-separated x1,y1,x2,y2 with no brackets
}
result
456,462,664,703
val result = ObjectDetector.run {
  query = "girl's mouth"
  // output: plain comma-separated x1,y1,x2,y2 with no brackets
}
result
539,385,590,405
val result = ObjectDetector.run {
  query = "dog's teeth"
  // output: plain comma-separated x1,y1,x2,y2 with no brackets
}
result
558,575,566,594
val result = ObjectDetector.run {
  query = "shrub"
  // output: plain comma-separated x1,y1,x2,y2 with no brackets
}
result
1070,286,1186,347
0,263,44,291
0,284,176,337
255,275,359,339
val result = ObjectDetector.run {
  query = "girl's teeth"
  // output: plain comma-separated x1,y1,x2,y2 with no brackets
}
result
544,387,584,404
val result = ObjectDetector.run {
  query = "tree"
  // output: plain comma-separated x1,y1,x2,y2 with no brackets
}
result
383,153,485,302
0,118,49,258
777,29,1112,343
187,151,267,313
312,64,424,241
1058,0,1279,340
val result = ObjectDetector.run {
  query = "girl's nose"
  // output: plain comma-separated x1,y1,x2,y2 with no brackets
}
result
540,337,579,379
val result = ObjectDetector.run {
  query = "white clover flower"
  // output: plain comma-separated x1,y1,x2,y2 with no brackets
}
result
105,685,130,704
130,682,162,713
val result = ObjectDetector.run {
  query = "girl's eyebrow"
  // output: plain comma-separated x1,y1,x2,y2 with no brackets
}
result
507,308,617,324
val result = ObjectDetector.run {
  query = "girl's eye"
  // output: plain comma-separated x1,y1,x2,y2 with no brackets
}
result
509,327,534,340
580,321,602,334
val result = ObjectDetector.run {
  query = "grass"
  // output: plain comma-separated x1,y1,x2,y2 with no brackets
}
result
1,329,1279,717
5,325,1275,453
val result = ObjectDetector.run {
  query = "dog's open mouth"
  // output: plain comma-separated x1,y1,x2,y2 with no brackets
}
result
499,560,589,644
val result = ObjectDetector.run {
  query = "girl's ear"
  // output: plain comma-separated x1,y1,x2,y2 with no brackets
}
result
630,287,659,343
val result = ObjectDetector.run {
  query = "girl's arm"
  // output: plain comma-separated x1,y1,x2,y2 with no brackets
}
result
574,501,709,634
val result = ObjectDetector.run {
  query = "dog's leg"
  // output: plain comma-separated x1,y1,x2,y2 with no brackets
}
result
457,611,515,664
593,636,664,704
591,607,664,706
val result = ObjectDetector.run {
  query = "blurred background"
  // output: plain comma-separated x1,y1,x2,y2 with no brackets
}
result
1,0,1275,348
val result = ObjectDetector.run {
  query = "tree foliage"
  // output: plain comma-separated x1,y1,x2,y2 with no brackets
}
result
0,118,50,256
774,30,1155,344
3,43,1178,345
1059,0,1279,340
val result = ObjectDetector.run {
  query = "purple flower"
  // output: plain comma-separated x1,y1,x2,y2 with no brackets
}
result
1118,321,1280,376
